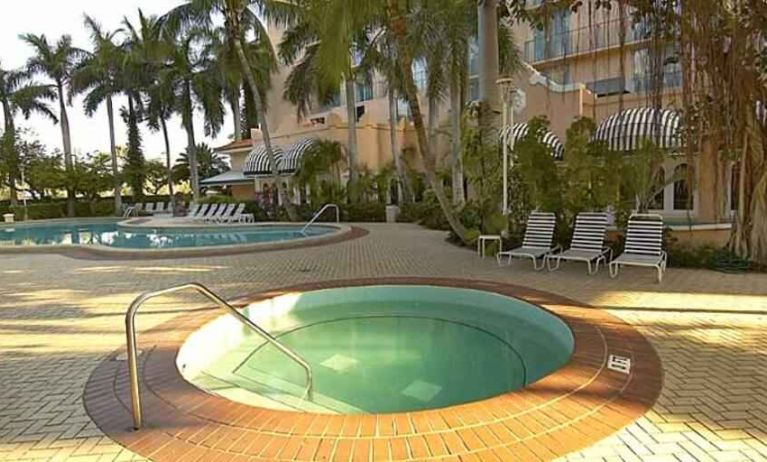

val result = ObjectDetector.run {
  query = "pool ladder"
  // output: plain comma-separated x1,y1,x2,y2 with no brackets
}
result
124,282,313,430
300,203,340,234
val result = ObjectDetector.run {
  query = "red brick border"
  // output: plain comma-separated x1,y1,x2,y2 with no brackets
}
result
84,278,662,461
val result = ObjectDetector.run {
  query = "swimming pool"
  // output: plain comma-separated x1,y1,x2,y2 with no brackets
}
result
0,219,336,249
178,285,574,414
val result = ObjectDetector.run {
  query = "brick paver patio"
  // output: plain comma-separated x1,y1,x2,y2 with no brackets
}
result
0,223,765,461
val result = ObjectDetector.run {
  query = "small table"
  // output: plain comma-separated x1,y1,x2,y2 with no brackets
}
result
477,235,502,258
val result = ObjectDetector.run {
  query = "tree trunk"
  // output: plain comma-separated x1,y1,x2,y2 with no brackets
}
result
428,96,439,147
2,105,18,206
58,83,75,217
477,0,500,139
231,89,242,141
106,97,122,215
160,117,175,210
232,35,298,220
388,89,412,203
450,78,465,205
183,81,200,202
388,0,468,242
344,75,360,202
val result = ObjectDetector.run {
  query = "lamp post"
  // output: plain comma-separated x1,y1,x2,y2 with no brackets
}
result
497,77,516,216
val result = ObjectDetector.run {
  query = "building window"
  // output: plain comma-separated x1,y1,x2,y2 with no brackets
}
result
649,167,665,210
673,164,693,210
355,72,374,102
412,59,427,93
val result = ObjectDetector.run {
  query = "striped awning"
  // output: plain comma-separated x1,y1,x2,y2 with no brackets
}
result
593,107,681,151
500,123,565,160
281,138,318,174
243,144,285,176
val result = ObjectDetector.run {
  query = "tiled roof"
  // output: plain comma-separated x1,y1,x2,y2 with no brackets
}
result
213,139,253,153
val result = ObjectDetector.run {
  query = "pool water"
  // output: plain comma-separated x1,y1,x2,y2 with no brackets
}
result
178,286,574,414
0,220,334,249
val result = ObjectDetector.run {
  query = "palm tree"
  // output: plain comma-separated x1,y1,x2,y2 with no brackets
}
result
72,15,126,214
477,0,500,130
20,33,83,216
163,0,299,220
159,26,225,202
0,62,57,205
120,12,160,198
172,143,228,184
387,0,468,241
279,2,371,202
144,60,176,205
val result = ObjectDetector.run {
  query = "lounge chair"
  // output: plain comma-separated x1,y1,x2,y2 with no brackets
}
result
216,203,245,224
186,203,200,218
144,203,155,214
546,212,612,275
497,212,560,270
609,213,667,283
154,202,165,214
205,203,235,223
192,203,209,219
195,203,221,222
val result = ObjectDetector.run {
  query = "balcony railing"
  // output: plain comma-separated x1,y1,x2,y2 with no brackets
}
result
524,18,651,63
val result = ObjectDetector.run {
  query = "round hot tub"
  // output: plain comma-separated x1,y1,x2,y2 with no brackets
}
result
177,285,574,414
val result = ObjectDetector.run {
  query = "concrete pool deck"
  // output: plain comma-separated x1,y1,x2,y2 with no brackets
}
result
0,223,765,461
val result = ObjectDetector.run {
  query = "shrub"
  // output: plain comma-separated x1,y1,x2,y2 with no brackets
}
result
343,203,386,222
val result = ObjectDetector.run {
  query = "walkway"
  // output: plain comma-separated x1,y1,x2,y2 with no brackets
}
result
0,223,765,461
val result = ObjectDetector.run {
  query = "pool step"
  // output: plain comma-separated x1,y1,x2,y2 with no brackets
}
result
196,369,363,414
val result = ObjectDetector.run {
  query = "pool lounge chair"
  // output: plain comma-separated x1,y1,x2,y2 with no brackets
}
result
191,203,209,219
144,203,155,214
198,203,219,221
154,202,165,214
186,203,200,218
497,212,560,271
216,203,245,224
205,203,235,223
547,212,612,275
609,213,667,283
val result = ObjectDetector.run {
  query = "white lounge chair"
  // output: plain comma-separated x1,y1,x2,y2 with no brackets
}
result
196,203,222,222
206,203,235,223
192,203,209,219
144,203,155,214
497,212,560,270
154,202,165,214
216,203,245,224
609,213,667,283
547,212,611,275
186,203,200,218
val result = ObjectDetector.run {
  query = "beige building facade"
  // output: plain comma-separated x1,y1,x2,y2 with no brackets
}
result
210,3,732,244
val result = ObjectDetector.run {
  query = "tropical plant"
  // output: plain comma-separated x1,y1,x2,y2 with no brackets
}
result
0,63,57,205
278,3,365,200
72,15,126,214
387,0,469,242
143,159,170,195
19,33,84,216
121,104,145,197
172,143,228,185
163,0,300,220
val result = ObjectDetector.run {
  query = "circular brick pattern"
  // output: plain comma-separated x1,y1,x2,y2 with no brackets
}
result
84,278,662,461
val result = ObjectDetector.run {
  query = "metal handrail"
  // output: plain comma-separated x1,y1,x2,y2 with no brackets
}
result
124,282,313,430
300,203,340,233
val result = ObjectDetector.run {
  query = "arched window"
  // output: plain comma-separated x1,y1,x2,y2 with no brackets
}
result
649,167,665,210
673,164,693,210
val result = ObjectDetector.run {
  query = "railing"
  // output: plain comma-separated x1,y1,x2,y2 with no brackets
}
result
122,206,136,218
524,18,652,63
124,282,313,430
301,203,340,234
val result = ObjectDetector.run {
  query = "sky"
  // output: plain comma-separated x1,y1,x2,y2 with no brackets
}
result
0,0,235,166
